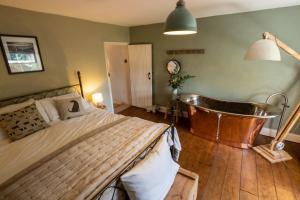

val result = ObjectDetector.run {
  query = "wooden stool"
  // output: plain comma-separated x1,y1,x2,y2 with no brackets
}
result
166,168,199,200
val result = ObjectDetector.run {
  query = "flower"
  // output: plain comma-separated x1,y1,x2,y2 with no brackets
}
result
168,72,195,90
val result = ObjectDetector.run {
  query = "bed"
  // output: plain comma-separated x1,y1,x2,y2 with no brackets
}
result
0,72,181,200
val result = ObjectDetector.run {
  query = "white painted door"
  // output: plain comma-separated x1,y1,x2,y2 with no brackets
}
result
128,44,152,109
106,45,131,105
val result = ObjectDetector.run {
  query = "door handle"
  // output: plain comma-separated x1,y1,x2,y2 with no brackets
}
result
147,72,151,80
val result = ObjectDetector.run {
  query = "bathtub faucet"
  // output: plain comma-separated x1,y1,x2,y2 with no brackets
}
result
266,93,289,134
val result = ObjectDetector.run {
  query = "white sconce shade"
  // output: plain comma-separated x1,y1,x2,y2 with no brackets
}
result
245,39,281,61
92,93,103,105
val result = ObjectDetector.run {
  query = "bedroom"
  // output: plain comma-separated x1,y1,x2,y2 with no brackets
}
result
0,0,299,199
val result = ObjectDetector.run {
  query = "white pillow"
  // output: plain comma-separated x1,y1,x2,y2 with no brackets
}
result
79,96,93,111
0,99,34,115
38,93,92,122
77,96,95,112
121,134,179,200
37,98,60,122
35,101,50,124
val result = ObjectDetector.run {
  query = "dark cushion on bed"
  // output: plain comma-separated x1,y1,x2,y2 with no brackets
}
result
0,104,49,141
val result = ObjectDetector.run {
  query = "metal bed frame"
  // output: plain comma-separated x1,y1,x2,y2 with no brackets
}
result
0,71,177,200
0,71,84,108
93,127,174,200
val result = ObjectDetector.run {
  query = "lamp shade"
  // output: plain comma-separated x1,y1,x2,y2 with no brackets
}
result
164,0,197,35
92,93,103,105
245,39,281,61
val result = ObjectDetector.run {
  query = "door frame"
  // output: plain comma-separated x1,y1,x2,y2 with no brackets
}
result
103,42,129,113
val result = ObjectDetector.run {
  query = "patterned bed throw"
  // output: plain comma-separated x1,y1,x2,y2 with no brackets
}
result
0,116,169,200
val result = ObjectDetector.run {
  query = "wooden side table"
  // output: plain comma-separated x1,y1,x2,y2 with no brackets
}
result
164,99,183,123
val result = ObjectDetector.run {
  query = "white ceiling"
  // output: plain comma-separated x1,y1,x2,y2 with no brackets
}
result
0,0,300,26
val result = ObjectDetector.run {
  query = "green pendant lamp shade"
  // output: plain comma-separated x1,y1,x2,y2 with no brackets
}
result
164,0,197,35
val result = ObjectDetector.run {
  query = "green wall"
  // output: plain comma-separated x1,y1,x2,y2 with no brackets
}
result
130,6,300,133
0,5,299,133
0,5,129,112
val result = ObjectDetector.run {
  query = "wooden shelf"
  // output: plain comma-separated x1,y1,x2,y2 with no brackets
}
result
166,49,205,55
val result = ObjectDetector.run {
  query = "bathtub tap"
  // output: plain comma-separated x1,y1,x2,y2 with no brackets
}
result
266,93,289,135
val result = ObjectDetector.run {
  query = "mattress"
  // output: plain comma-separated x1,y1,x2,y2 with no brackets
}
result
0,109,170,200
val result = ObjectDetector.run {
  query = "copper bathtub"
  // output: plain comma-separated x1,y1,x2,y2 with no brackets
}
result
180,94,281,149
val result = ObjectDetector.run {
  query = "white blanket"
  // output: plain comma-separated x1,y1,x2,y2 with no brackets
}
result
0,109,123,186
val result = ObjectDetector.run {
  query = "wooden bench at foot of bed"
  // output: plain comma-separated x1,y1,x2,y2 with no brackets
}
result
166,168,199,200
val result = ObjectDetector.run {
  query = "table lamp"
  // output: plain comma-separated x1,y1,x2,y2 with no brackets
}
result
92,93,105,109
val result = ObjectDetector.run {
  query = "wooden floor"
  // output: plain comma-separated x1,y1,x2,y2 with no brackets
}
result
120,107,300,200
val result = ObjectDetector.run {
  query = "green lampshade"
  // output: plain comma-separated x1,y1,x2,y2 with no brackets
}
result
164,0,197,35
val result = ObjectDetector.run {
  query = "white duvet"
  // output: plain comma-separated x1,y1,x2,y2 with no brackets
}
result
0,109,124,186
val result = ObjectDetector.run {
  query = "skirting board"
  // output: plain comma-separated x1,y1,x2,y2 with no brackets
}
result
158,105,300,143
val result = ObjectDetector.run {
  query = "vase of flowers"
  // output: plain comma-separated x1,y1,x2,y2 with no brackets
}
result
169,72,194,99
171,88,178,100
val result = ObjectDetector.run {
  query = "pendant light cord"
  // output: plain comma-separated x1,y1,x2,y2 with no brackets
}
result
177,0,185,7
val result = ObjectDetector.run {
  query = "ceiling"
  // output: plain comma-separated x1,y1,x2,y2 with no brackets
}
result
0,0,300,26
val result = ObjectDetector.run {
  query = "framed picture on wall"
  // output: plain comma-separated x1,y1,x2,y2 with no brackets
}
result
0,34,44,74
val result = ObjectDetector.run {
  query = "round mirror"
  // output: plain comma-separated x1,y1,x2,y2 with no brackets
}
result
166,60,181,74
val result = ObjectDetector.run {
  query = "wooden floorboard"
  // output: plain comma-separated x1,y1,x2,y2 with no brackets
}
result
240,150,258,197
285,159,300,200
272,163,296,200
240,190,258,200
221,147,242,200
202,144,231,200
255,154,278,200
119,107,300,200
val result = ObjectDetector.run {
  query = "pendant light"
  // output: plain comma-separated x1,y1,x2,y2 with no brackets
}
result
164,0,197,35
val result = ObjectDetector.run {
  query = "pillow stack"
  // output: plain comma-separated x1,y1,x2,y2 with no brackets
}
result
37,93,94,122
0,93,94,142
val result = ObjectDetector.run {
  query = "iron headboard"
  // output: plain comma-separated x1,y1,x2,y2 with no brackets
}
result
0,71,84,108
